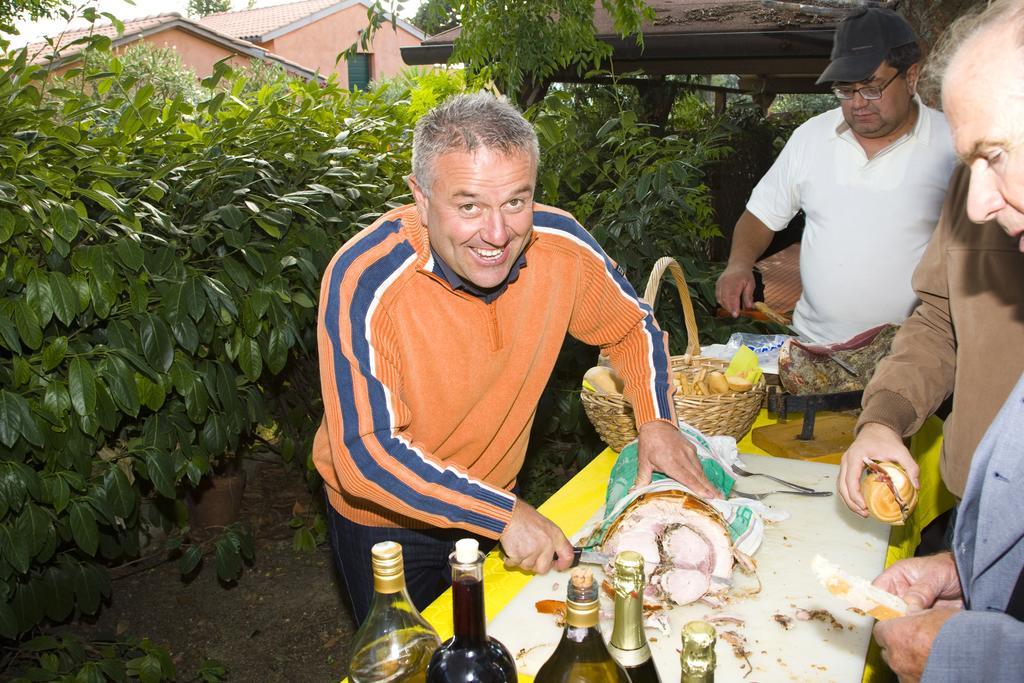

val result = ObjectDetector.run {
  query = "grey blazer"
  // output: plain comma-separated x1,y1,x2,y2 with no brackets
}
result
923,372,1024,681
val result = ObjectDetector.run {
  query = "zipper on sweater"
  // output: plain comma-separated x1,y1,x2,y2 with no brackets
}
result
485,303,502,351
421,268,503,350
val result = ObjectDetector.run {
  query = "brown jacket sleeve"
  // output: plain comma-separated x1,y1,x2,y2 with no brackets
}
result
857,167,964,436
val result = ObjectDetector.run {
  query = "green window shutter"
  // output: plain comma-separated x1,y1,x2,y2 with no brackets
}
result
348,53,371,91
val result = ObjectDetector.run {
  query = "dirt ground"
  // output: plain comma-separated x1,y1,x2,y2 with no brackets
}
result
71,459,356,682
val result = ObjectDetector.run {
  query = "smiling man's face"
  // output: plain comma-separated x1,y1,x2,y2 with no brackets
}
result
410,146,537,290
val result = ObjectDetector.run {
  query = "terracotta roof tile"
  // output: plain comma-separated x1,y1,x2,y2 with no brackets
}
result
19,13,183,62
199,0,346,41
12,12,321,79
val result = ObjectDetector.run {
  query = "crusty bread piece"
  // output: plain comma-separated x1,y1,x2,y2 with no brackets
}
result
861,460,918,525
583,365,624,395
812,555,907,621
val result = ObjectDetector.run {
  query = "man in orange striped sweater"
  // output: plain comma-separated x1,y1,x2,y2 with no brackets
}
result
315,92,715,622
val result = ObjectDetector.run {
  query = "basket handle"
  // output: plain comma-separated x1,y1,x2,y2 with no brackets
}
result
641,256,701,357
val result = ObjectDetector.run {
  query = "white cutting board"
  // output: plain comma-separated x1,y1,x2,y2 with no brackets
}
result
489,454,890,682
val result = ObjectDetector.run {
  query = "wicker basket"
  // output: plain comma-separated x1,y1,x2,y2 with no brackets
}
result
581,256,766,451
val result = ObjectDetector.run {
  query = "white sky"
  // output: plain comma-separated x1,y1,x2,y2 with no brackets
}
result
5,0,425,47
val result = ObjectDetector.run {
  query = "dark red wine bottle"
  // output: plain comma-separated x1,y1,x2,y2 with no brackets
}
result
426,538,517,683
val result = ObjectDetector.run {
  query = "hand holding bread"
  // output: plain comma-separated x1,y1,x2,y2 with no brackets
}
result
860,460,918,525
813,554,908,620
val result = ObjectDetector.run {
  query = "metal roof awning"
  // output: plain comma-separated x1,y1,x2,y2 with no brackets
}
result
402,0,841,95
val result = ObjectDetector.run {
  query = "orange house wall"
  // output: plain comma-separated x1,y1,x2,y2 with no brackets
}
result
262,6,421,87
139,29,252,78
48,28,253,80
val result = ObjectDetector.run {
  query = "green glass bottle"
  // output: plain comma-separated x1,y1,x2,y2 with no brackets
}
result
679,621,716,683
348,541,441,683
534,567,630,683
607,551,661,683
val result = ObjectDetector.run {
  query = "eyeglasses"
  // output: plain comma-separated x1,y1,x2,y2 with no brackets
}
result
832,71,902,101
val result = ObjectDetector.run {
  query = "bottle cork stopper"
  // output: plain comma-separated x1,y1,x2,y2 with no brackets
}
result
455,538,479,563
569,565,593,589
570,567,593,589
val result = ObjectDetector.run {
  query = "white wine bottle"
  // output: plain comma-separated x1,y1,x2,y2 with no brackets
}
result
348,541,441,683
679,621,716,683
607,551,662,682
534,567,629,683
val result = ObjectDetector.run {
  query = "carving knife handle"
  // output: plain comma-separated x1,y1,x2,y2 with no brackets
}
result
556,547,584,568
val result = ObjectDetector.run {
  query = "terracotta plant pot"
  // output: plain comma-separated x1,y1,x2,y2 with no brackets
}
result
189,470,247,531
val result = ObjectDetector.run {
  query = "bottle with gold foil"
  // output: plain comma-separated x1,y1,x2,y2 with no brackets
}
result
607,551,662,682
534,567,629,683
348,541,441,682
679,621,716,683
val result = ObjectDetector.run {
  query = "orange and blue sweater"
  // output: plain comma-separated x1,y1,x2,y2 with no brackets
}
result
313,203,675,539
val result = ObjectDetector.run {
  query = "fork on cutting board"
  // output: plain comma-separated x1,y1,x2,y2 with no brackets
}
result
731,488,833,501
730,461,819,493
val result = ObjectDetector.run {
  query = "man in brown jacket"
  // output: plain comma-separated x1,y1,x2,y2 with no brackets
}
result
838,162,1024,514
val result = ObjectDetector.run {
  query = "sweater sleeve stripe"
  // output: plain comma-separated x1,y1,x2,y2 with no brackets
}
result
322,221,514,534
532,210,674,420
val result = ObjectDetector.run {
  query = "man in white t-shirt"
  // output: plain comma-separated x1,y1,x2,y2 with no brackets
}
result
715,8,957,343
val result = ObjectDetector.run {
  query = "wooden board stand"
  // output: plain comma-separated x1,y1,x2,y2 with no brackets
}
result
750,411,858,464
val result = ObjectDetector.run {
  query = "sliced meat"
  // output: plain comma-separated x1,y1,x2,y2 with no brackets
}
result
600,491,736,606
662,523,712,572
658,568,711,606
603,526,660,577
676,509,732,584
733,548,757,573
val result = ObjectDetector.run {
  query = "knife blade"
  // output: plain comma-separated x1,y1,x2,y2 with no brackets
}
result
570,547,611,567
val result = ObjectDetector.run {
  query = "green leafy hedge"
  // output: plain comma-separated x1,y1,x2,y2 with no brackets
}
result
0,37,413,667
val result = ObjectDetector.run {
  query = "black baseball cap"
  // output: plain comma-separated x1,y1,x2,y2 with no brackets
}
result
816,8,918,85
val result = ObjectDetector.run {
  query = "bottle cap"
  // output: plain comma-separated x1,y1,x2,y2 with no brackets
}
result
570,567,593,589
681,620,717,678
370,541,405,594
455,538,479,564
614,550,644,571
682,620,716,647
371,541,399,559
613,550,646,596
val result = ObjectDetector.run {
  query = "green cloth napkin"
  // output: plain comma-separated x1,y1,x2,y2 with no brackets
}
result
604,441,735,515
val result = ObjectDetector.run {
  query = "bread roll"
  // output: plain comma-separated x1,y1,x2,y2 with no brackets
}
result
584,366,625,395
860,461,918,525
726,375,753,392
707,371,729,394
